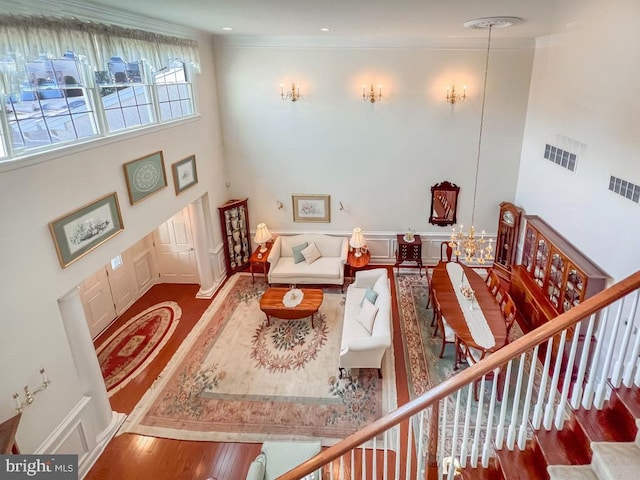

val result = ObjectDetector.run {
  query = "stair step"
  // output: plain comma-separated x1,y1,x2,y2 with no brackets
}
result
591,442,640,480
535,416,592,466
547,465,597,480
495,440,549,480
573,391,638,442
615,385,640,419
459,457,504,480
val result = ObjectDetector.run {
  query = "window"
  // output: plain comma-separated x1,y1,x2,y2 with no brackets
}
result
4,56,99,154
155,61,194,122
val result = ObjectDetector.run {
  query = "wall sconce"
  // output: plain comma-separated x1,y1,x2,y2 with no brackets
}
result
362,84,382,103
276,200,284,210
12,368,51,413
338,202,345,211
281,83,300,102
446,85,466,104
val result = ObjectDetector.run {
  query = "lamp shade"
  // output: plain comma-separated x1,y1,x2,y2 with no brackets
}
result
254,223,272,251
349,227,366,249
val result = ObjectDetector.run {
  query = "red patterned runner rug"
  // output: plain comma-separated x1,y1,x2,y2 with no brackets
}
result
120,274,397,446
97,301,182,396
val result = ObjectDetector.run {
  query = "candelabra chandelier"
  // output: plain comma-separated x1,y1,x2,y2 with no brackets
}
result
449,16,521,264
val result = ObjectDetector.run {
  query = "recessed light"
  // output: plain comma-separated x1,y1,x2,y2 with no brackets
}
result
320,27,330,32
222,27,233,31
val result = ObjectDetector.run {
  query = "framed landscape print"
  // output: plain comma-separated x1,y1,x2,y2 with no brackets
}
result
172,155,198,194
49,192,124,268
123,151,167,205
292,194,331,223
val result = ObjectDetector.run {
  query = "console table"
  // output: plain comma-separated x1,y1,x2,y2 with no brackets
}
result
394,234,423,276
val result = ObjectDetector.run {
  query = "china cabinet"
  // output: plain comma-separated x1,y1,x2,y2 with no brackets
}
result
511,215,609,332
493,202,523,281
218,198,251,277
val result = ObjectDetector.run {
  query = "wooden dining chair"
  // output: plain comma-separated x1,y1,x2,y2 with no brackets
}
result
432,293,458,365
486,269,501,297
501,292,518,337
440,241,458,263
459,341,504,401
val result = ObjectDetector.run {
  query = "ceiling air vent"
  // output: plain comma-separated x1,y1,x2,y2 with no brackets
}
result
609,175,640,204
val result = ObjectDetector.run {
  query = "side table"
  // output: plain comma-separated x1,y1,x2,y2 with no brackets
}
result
394,234,423,276
250,241,273,283
347,249,371,278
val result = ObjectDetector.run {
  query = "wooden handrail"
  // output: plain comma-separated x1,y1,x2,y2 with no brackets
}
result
278,270,640,480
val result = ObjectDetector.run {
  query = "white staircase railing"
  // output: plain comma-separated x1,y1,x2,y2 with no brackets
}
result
278,271,640,480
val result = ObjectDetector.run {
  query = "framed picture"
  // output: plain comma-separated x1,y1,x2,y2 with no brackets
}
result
172,155,198,194
292,194,331,223
123,151,167,205
49,192,124,268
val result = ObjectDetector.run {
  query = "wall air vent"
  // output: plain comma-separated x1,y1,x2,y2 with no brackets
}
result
609,175,640,204
543,135,585,172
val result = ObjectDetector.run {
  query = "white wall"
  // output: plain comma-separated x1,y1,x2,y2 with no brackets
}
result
517,0,640,282
213,40,534,240
0,37,227,452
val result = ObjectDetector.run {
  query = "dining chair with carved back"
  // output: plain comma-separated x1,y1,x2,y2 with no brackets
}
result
501,292,518,336
432,291,459,367
440,241,458,263
459,340,505,402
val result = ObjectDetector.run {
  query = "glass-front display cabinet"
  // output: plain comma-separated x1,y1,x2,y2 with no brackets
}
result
218,198,251,277
513,215,609,331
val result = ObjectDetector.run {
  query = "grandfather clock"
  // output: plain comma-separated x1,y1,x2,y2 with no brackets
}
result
494,201,523,281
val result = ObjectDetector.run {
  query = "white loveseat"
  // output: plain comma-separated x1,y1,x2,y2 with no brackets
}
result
339,268,392,377
267,233,348,287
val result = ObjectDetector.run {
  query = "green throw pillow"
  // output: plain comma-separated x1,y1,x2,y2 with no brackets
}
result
292,242,309,264
359,287,379,307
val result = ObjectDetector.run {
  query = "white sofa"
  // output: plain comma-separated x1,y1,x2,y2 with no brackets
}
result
267,233,348,287
339,268,392,377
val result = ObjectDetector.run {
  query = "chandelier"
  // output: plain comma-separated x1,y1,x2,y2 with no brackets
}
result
449,17,521,264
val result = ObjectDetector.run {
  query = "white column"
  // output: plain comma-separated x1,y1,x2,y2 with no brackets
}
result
58,287,112,432
189,197,216,298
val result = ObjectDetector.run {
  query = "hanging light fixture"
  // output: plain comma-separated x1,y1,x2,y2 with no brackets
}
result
449,16,522,264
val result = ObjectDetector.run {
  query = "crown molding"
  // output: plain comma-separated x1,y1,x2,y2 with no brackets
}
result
0,0,204,39
213,34,534,51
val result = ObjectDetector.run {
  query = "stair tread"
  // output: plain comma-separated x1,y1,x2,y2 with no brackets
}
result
615,385,640,419
547,465,597,480
535,418,592,465
591,442,640,480
574,392,638,442
496,442,549,480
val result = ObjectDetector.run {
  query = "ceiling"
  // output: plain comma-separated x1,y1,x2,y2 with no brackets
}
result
14,0,564,45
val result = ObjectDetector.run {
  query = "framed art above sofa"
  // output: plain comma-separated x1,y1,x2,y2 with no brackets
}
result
292,194,330,223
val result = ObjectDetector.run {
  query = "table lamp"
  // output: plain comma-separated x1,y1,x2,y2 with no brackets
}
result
254,223,272,253
349,227,366,258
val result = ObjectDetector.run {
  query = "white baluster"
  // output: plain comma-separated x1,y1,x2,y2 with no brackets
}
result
373,435,377,480
329,460,334,480
612,294,638,386
383,429,388,480
482,371,500,467
495,360,514,449
571,314,596,408
622,291,640,386
448,390,463,480
459,384,474,467
395,424,400,480
361,446,366,480
405,417,413,480
507,353,527,449
518,347,540,449
532,338,554,429
439,397,448,474
595,300,625,408
543,330,567,430
582,307,610,409
339,455,344,480
471,376,487,467
351,449,355,480
417,410,425,479
555,322,582,429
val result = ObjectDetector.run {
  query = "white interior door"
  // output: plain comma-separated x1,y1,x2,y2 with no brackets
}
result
79,267,117,338
152,207,199,283
108,254,137,316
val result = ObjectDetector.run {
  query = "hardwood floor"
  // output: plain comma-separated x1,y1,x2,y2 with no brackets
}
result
86,267,411,479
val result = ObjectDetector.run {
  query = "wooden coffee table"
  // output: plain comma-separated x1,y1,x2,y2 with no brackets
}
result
259,287,324,328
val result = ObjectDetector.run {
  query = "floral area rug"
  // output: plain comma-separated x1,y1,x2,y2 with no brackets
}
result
97,301,182,396
121,274,397,445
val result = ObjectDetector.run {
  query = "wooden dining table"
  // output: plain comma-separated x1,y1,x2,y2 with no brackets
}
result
431,261,508,360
